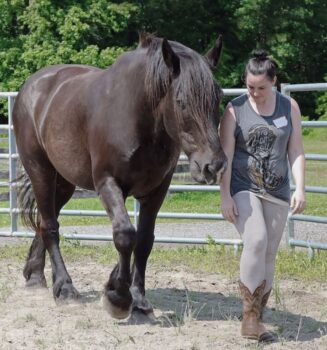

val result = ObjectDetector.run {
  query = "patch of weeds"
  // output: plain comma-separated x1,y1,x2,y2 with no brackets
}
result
182,287,196,324
0,243,29,261
215,302,237,321
34,339,46,350
75,318,94,329
273,278,285,308
61,236,82,248
104,325,123,345
25,313,35,322
276,249,327,282
150,244,240,279
59,240,117,264
1,243,326,283
246,343,265,349
27,314,43,328
0,282,12,302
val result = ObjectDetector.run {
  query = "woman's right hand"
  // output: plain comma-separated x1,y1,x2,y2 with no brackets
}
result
221,195,239,224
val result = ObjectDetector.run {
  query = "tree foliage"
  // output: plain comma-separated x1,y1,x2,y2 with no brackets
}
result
0,0,326,120
0,0,138,91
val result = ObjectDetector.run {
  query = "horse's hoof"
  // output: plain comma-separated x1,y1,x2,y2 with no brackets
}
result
25,274,47,288
53,281,80,301
130,286,154,315
102,290,133,319
132,301,154,316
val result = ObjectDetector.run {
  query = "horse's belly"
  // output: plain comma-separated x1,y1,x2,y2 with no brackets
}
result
48,148,94,190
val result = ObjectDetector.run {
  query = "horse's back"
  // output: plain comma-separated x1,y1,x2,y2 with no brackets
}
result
13,64,103,189
14,64,100,124
16,64,100,114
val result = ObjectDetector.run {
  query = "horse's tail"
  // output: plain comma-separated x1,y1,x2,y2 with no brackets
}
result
15,170,39,231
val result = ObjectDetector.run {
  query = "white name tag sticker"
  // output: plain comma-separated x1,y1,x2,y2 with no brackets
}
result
273,116,288,128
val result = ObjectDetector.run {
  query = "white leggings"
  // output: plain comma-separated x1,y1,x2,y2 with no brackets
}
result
233,191,289,294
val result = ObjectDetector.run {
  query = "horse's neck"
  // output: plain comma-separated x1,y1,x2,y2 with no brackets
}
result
154,93,180,145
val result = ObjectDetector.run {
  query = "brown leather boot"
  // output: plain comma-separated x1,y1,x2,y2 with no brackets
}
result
239,280,275,342
260,288,272,321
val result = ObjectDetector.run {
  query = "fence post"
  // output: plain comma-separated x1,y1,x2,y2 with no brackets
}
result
8,96,18,233
280,83,295,250
133,199,140,228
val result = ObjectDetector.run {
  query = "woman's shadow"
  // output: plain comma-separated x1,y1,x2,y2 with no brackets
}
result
127,287,327,344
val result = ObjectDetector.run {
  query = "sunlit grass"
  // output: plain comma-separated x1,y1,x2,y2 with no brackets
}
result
0,242,326,282
0,130,325,227
302,126,327,154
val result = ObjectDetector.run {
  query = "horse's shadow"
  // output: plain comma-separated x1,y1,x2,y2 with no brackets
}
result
131,287,326,344
77,287,327,343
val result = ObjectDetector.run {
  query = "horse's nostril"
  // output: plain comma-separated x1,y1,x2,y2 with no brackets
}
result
205,161,223,175
202,159,227,185
203,163,217,185
203,164,212,176
215,160,226,172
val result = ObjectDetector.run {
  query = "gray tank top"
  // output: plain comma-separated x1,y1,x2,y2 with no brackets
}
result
230,91,292,202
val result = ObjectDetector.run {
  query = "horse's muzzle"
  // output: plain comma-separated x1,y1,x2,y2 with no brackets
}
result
190,155,227,185
202,159,227,185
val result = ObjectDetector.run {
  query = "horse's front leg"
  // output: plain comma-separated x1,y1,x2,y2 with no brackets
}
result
130,172,173,315
97,177,136,319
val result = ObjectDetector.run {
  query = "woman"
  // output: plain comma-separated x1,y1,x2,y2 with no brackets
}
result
219,50,306,342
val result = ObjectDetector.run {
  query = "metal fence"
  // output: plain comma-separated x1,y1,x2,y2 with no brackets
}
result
0,83,327,254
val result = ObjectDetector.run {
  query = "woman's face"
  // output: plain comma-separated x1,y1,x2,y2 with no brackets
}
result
246,72,276,103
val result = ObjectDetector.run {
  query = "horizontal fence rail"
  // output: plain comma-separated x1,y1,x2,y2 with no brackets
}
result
0,83,327,254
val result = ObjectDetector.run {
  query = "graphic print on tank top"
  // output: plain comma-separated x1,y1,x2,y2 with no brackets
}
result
246,124,283,190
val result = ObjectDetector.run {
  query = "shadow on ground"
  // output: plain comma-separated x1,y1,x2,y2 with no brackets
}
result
140,287,327,343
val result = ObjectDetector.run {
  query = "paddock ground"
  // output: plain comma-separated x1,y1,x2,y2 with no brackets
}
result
0,257,326,349
0,222,326,349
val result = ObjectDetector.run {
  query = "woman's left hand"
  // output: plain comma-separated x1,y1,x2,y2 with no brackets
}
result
290,190,306,214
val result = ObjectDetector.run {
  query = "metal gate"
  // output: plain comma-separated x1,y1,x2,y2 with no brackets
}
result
1,83,326,254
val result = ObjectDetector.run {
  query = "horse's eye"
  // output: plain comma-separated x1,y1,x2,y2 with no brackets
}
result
176,99,187,111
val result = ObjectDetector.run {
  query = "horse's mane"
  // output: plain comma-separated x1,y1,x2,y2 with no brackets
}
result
139,33,222,134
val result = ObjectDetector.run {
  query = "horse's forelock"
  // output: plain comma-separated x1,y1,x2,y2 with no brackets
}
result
144,39,222,132
138,32,155,49
174,52,221,128
144,38,172,112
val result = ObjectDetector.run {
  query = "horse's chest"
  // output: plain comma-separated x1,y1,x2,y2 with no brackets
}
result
125,144,178,196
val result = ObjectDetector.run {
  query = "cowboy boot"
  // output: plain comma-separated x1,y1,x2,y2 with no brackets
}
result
260,288,272,321
239,280,275,342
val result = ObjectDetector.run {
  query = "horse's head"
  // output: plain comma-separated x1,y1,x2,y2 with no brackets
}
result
142,33,227,184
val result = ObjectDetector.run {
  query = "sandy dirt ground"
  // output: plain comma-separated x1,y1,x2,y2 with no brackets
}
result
0,256,327,350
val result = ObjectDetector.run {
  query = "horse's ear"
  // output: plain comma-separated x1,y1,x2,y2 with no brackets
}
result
138,31,154,48
205,35,223,69
162,38,180,78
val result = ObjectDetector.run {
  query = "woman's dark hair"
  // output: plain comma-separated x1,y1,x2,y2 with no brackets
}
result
244,49,278,81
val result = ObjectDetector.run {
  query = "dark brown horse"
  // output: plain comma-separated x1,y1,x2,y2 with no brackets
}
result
13,33,226,319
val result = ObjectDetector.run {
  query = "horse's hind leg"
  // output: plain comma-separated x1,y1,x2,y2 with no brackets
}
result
23,159,78,299
130,172,173,315
23,233,46,287
23,174,76,289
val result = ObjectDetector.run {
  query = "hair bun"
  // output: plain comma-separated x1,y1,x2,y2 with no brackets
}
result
251,49,269,61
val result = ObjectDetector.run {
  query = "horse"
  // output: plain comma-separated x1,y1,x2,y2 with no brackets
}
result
13,32,227,319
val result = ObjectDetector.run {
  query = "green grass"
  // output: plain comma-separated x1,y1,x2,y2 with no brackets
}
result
0,175,325,228
302,124,327,154
0,242,326,282
0,125,325,227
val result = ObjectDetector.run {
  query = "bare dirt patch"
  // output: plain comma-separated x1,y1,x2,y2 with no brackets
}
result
0,258,326,350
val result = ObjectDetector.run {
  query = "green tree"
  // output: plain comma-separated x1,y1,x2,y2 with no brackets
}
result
235,0,327,117
0,0,326,120
0,0,139,121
